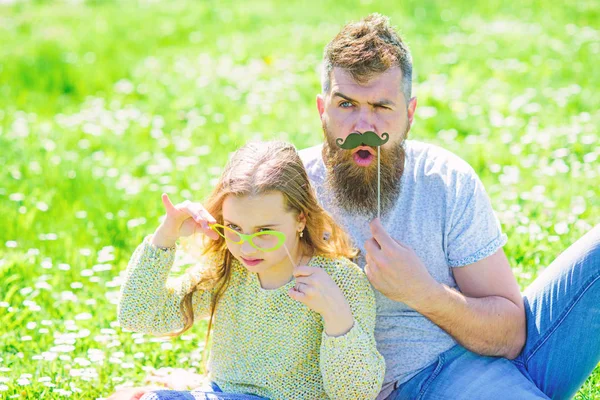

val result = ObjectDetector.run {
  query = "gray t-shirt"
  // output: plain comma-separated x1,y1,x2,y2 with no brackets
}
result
299,140,507,396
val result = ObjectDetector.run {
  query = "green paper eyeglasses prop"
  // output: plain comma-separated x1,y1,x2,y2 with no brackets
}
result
210,223,301,272
336,131,390,218
210,223,286,252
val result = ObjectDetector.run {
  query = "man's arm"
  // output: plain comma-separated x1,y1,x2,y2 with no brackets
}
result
364,219,526,359
417,248,526,359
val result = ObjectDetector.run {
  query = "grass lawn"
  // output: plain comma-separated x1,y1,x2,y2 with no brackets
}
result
0,0,598,398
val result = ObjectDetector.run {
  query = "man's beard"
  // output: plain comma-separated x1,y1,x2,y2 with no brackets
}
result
322,125,406,218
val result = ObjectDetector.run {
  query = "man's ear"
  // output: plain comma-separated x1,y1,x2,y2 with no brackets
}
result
317,94,325,119
407,96,417,126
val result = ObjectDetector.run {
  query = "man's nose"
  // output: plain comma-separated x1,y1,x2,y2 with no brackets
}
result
353,108,376,133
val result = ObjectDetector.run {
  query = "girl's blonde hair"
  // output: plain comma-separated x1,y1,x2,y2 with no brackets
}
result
173,141,357,345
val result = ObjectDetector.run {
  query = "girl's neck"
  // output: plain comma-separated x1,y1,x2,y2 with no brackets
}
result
258,242,310,290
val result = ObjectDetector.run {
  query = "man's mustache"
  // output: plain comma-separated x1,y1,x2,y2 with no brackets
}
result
335,131,390,149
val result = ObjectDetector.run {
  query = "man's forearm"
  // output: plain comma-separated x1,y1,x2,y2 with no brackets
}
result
412,283,526,359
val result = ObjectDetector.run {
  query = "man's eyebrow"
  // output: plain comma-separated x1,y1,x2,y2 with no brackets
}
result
370,98,395,107
332,91,356,103
332,91,395,107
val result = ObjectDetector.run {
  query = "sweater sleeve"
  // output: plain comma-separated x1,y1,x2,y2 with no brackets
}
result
319,258,385,400
117,235,217,335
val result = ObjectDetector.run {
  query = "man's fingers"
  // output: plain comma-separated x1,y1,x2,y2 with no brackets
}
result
364,263,374,282
364,253,379,281
365,252,378,269
392,237,409,249
369,217,395,249
364,237,383,255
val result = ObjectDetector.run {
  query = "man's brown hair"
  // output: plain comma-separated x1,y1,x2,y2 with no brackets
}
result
322,13,413,102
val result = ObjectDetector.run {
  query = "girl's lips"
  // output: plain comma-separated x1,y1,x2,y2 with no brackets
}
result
241,257,263,266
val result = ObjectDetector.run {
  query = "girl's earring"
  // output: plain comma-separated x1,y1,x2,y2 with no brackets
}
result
299,230,304,238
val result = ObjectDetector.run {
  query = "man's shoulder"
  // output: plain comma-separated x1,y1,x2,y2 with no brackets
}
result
312,255,370,288
405,140,477,182
298,143,325,182
298,143,323,165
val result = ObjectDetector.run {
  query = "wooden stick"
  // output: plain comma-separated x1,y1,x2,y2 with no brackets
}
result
378,146,381,219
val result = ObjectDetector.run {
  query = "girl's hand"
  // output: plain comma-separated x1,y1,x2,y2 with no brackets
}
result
288,266,354,337
152,193,219,248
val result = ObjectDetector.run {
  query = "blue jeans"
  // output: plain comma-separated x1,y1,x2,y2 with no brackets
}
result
389,225,600,400
141,381,267,400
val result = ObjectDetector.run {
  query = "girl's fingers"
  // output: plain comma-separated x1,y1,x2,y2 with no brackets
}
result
196,206,217,224
294,276,315,286
180,203,206,225
204,226,220,240
181,204,220,240
288,287,306,302
294,282,306,292
183,203,216,227
161,193,177,213
293,265,317,278
163,197,218,240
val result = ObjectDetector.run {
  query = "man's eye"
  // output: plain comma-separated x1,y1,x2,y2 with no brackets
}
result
339,101,353,108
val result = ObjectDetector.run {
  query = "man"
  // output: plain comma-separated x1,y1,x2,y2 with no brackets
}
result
299,13,600,400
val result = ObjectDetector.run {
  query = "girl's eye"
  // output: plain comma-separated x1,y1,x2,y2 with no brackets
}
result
227,224,241,232
258,228,271,233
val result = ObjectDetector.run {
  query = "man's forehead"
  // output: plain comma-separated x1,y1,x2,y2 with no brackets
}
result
329,66,403,97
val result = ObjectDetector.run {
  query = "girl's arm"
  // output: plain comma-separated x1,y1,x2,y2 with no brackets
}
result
319,259,386,400
118,235,216,335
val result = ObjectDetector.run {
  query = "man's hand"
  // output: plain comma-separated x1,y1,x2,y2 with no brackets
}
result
365,218,526,358
364,218,442,308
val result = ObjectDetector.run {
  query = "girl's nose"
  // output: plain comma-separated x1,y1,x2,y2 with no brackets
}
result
240,240,256,255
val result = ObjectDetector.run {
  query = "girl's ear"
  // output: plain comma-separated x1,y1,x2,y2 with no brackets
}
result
297,212,307,232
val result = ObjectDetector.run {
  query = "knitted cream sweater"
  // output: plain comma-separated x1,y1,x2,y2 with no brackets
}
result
118,235,385,399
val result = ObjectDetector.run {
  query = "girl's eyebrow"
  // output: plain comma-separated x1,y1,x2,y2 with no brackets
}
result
223,219,282,228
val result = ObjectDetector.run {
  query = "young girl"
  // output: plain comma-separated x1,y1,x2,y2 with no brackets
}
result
117,141,385,400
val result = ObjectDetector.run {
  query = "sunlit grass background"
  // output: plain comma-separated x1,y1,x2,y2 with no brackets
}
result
0,0,599,398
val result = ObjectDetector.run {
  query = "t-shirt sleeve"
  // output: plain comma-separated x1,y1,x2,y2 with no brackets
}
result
445,169,507,268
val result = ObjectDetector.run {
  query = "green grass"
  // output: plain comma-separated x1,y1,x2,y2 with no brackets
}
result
1,0,599,398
